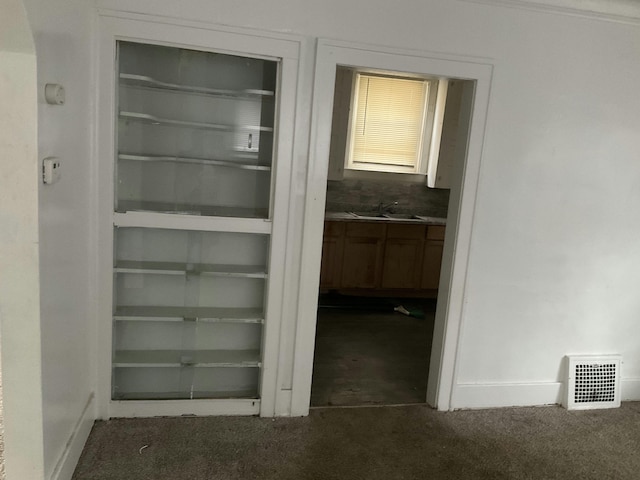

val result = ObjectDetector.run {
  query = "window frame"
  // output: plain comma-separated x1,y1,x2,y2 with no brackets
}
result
344,70,440,176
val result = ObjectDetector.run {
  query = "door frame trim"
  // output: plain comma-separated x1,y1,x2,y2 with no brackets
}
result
290,38,493,413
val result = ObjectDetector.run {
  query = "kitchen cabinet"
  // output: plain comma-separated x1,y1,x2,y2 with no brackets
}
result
341,222,386,289
98,19,300,417
381,224,426,289
421,225,445,290
320,221,345,289
321,220,444,296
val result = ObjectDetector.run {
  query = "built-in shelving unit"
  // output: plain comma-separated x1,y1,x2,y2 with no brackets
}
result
116,200,269,218
113,306,264,323
110,40,278,404
114,261,267,278
113,349,261,368
119,73,275,99
119,111,274,133
118,154,271,171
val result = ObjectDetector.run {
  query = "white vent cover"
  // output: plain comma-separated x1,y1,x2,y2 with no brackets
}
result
563,355,621,410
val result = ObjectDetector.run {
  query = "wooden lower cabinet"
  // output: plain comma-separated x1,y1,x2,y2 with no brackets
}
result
319,221,345,289
321,220,445,295
340,222,386,289
381,224,426,289
421,225,445,290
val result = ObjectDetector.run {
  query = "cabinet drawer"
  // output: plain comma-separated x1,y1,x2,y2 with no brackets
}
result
345,222,387,238
386,223,426,240
426,225,446,240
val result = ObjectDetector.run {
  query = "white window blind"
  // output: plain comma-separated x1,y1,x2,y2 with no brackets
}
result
349,74,428,171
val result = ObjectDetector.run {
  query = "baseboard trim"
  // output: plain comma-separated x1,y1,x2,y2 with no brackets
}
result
621,379,640,400
451,382,563,410
49,393,95,480
452,379,640,410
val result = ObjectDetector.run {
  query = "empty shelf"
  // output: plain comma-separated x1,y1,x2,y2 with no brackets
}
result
113,349,261,368
116,200,269,218
119,153,271,171
120,111,273,133
113,389,259,401
114,306,264,323
120,73,275,99
114,261,267,278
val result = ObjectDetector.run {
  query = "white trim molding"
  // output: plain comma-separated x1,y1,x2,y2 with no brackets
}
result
459,0,640,25
292,38,494,415
49,394,95,480
451,378,640,410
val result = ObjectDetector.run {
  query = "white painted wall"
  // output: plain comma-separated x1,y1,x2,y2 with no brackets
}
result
95,0,640,409
0,1,45,478
91,0,640,410
22,0,97,477
15,5,640,464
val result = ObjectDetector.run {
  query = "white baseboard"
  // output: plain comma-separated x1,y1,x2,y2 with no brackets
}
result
621,379,640,401
49,393,95,480
451,379,640,410
451,382,563,410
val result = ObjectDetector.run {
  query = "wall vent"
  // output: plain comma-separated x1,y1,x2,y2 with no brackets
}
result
563,355,621,410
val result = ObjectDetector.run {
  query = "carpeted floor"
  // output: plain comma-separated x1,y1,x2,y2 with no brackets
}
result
73,402,640,480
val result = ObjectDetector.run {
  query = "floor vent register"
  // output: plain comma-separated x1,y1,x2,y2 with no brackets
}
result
563,355,621,410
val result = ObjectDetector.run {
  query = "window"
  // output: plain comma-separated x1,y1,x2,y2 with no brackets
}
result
345,72,443,175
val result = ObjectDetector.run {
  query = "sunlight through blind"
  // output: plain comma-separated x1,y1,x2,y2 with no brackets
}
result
350,74,428,169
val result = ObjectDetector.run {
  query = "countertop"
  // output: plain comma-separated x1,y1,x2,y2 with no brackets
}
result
325,212,446,226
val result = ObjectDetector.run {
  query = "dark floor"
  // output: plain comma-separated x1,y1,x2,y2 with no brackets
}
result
311,296,435,407
73,403,640,480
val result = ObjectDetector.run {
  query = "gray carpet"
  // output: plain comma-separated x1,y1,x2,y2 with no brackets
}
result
73,402,640,480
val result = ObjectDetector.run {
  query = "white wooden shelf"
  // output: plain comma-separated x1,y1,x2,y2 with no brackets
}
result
119,153,271,171
117,200,269,219
113,389,258,401
120,111,273,133
113,349,261,368
120,73,275,99
114,260,267,278
114,306,264,323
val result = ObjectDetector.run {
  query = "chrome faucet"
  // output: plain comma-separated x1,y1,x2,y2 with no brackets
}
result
378,201,398,215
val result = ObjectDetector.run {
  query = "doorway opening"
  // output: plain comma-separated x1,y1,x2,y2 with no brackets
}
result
294,40,492,414
309,64,472,407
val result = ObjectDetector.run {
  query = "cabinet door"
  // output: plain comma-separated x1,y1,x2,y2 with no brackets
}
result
340,223,386,289
421,226,446,290
381,224,426,289
319,221,345,289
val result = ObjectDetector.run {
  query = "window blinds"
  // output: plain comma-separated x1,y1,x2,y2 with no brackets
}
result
350,74,428,169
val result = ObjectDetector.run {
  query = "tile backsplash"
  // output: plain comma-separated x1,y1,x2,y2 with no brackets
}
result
325,179,450,218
